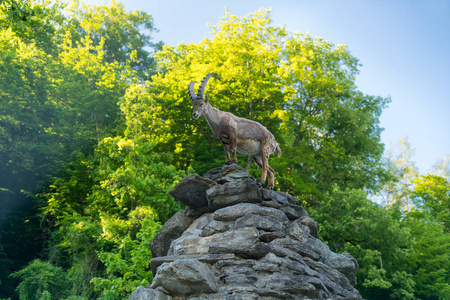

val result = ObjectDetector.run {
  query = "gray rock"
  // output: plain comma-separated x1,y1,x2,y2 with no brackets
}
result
218,286,296,300
209,241,272,259
150,211,193,258
201,220,230,237
277,191,299,205
213,203,289,223
261,252,317,277
285,219,310,242
259,230,286,242
262,189,299,205
189,292,260,300
128,286,173,300
169,173,216,208
130,167,362,300
262,189,289,204
203,167,222,181
182,214,214,236
261,200,308,220
206,178,261,208
150,253,235,275
278,205,301,220
217,164,251,183
166,214,213,256
303,257,358,297
263,272,326,297
170,227,259,256
235,214,284,232
271,238,322,261
307,236,359,285
151,259,219,296
299,216,318,238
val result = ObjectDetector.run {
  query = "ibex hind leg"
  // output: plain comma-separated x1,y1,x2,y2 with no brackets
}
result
253,154,272,188
267,166,275,190
252,155,263,186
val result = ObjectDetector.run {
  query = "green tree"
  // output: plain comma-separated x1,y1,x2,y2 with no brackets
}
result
433,155,450,181
380,137,418,210
405,213,450,300
308,187,415,299
148,9,389,202
0,0,35,27
11,259,70,300
0,28,60,204
64,0,161,80
0,0,161,212
42,83,186,298
377,142,450,299
1,1,161,298
404,174,450,300
412,174,450,231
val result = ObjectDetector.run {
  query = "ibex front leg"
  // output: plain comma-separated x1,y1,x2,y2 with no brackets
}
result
221,141,232,165
220,131,238,165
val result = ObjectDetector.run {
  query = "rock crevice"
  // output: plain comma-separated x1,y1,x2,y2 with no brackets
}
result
129,165,362,300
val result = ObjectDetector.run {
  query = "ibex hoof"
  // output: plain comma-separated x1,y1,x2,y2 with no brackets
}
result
267,186,274,190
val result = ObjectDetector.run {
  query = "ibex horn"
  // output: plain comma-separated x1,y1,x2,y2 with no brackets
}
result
197,73,219,100
188,81,197,101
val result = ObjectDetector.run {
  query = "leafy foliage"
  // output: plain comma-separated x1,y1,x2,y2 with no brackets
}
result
308,187,415,299
11,259,70,300
149,9,389,202
0,0,162,298
2,2,449,300
412,174,450,231
406,175,450,300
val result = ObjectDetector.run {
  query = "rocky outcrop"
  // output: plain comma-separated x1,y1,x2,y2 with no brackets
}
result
130,165,362,300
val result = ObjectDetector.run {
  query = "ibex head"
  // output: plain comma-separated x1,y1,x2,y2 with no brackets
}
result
189,73,219,120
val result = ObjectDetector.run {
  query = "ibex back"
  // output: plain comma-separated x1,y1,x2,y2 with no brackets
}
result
189,73,281,189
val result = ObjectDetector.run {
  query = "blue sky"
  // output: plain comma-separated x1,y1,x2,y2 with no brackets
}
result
86,0,450,174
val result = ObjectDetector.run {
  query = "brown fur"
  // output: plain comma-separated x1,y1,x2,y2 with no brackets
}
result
189,74,281,189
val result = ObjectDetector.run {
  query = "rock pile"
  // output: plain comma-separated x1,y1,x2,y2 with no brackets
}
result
129,165,362,300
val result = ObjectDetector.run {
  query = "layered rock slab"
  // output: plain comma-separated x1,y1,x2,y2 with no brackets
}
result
129,165,362,300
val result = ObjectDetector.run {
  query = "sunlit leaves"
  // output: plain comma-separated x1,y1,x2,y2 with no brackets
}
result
149,9,389,202
412,174,450,230
91,213,161,298
64,0,160,80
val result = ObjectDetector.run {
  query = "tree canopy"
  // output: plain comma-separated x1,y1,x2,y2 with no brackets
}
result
1,2,448,300
148,9,389,202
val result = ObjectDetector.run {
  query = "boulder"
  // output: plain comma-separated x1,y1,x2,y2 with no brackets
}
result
234,214,284,232
150,259,220,296
128,287,173,300
149,210,193,258
129,167,362,300
206,178,261,208
216,164,250,183
213,203,289,223
169,174,215,208
202,167,222,181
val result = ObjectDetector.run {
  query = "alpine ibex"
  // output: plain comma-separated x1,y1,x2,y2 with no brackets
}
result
189,73,281,189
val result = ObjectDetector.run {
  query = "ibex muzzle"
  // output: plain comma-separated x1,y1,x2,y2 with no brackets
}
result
188,73,281,189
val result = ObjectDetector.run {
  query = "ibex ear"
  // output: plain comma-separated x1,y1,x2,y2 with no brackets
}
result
205,94,209,103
